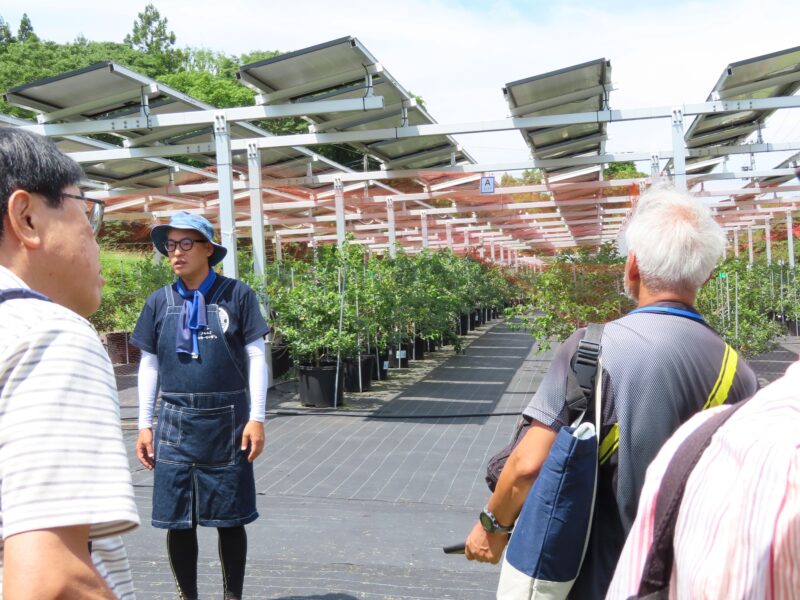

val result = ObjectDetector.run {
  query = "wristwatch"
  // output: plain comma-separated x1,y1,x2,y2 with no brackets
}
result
480,506,513,534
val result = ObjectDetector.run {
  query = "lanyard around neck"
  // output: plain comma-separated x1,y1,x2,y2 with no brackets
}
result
628,305,706,324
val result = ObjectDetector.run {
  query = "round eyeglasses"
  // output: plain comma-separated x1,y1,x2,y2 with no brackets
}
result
165,238,209,253
61,192,105,236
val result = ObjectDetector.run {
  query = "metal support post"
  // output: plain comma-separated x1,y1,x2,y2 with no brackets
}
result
499,245,505,264
650,153,660,178
446,223,453,246
387,199,397,259
214,112,238,278
490,240,496,261
734,228,740,258
421,211,429,249
247,143,266,278
464,230,470,248
334,177,346,250
788,212,796,269
747,227,754,265
671,107,687,190
274,236,282,262
765,219,772,265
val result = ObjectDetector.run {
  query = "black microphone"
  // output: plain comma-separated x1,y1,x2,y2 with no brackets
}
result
442,543,466,554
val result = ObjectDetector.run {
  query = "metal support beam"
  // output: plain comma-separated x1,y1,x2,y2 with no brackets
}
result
765,219,772,265
421,211,429,249
274,236,282,262
490,240,496,261
21,95,386,138
247,143,265,278
671,107,686,189
214,112,238,278
789,212,796,269
748,227,754,265
334,178,346,250
734,229,740,258
387,199,397,259
223,97,800,152
446,223,453,246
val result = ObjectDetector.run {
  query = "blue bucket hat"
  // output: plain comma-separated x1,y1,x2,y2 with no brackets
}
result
150,211,227,267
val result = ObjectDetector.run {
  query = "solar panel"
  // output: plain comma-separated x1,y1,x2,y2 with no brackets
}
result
681,45,800,174
503,59,612,168
238,36,474,169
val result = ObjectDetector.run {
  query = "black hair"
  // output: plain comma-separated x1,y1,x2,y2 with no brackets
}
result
0,128,84,240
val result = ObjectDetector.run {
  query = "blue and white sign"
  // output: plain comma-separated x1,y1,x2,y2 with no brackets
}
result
480,176,496,194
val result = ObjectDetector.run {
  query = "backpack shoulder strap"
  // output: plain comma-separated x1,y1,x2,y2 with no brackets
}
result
0,288,52,304
635,398,750,597
565,323,605,425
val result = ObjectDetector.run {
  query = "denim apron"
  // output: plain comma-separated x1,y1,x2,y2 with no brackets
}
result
152,280,258,529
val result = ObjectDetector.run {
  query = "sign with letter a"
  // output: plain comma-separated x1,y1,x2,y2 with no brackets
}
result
480,176,495,194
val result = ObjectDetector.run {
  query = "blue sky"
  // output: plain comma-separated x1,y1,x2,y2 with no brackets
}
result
1,0,797,170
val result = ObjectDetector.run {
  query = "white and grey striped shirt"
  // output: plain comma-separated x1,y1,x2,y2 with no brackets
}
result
0,265,140,598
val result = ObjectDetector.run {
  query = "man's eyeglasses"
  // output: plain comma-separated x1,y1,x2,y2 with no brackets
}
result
165,238,209,253
61,192,105,236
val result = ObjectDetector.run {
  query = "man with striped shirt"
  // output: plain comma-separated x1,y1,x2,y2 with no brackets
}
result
0,129,139,598
607,361,800,599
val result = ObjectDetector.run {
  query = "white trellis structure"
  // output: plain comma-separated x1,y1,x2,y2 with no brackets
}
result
2,38,799,276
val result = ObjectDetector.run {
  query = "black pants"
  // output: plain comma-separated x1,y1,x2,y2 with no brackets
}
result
167,525,247,599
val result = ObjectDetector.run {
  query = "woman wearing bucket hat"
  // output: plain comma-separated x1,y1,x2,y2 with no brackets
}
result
129,211,270,600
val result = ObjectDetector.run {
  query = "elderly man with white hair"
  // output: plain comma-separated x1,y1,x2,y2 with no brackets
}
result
464,184,758,599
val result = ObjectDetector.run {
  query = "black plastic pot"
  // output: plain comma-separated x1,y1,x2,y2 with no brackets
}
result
460,313,470,335
426,339,438,353
470,310,481,330
344,355,374,393
413,337,426,360
388,344,410,368
298,363,344,407
270,344,294,380
479,309,486,325
373,351,389,380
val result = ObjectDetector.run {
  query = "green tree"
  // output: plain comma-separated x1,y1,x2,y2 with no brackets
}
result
17,13,36,43
124,3,181,73
0,16,15,47
603,161,646,180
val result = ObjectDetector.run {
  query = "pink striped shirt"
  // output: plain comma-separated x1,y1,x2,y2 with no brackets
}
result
607,361,800,600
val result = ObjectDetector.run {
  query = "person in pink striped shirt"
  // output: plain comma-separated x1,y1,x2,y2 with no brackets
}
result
607,360,800,599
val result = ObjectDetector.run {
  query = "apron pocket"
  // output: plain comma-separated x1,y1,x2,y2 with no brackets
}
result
158,403,182,446
157,405,236,466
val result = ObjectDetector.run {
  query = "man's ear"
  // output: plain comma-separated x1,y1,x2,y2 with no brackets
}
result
625,251,640,281
5,190,43,249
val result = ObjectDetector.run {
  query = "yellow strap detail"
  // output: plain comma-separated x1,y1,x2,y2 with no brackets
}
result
704,344,738,410
594,344,738,468
599,423,620,465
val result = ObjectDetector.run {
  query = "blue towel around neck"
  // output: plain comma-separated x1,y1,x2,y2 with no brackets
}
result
175,269,217,358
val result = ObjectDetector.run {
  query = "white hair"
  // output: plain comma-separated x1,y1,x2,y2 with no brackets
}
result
623,184,725,293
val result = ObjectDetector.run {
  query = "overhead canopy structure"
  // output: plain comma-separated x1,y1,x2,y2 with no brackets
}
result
1,40,799,267
238,36,474,170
